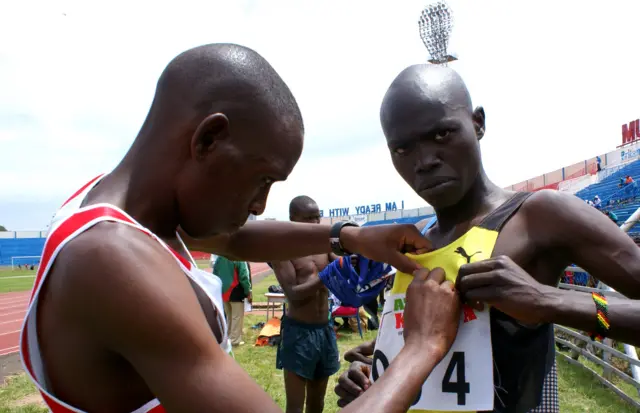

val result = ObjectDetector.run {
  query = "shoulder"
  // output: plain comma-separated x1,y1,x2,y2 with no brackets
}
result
50,222,188,323
518,189,605,245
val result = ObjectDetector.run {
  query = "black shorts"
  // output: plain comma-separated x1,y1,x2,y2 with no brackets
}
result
276,316,341,380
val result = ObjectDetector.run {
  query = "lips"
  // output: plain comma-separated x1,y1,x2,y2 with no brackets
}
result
418,177,456,192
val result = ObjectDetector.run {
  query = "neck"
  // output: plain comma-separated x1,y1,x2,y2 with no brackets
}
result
433,169,505,231
95,135,182,239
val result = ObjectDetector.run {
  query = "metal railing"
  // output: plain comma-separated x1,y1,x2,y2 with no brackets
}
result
554,209,640,409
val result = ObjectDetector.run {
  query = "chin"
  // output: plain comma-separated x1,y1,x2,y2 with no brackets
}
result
419,189,465,210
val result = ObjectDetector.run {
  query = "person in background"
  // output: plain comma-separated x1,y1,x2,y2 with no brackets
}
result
214,256,252,346
604,209,619,225
593,195,601,208
626,175,634,185
596,155,602,172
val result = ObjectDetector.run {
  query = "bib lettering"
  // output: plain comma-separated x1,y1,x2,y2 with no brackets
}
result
372,294,494,412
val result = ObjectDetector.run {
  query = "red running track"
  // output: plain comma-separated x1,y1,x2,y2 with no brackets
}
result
0,263,272,357
0,291,30,357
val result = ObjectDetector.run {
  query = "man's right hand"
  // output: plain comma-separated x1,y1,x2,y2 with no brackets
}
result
335,361,371,408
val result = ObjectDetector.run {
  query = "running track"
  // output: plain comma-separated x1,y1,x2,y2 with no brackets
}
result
0,262,272,356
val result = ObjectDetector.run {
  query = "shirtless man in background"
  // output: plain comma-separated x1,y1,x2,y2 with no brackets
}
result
272,195,340,413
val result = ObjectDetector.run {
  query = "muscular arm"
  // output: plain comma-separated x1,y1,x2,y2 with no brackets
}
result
529,191,640,343
272,260,324,301
344,339,376,364
180,221,335,262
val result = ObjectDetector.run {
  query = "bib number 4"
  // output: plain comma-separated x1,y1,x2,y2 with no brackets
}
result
441,351,470,405
373,350,470,407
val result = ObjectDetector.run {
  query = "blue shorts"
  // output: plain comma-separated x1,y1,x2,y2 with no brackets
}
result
276,316,341,380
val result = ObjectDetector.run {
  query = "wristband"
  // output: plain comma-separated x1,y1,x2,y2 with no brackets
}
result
329,221,359,256
589,292,610,341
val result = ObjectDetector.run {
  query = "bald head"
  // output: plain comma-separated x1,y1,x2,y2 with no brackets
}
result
290,195,320,223
380,64,472,133
146,43,302,137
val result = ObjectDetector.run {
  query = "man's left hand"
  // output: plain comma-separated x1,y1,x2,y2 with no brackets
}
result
340,225,431,274
456,255,554,325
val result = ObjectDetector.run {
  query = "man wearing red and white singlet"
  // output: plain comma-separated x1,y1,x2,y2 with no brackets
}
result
19,43,466,413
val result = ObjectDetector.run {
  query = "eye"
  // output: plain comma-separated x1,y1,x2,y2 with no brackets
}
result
393,146,410,156
434,130,451,142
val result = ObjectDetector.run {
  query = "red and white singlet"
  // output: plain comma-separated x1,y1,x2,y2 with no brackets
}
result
19,175,231,413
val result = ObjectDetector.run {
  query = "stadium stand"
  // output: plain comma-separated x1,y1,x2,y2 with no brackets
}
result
575,159,640,234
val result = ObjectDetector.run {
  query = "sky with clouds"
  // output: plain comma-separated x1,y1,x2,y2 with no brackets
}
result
1,0,639,230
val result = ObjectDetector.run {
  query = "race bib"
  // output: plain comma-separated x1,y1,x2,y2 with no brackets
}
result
371,294,494,412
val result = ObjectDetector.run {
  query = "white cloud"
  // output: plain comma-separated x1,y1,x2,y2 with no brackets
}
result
1,0,639,228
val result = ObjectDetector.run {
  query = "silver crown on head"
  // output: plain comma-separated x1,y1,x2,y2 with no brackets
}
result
419,1,457,65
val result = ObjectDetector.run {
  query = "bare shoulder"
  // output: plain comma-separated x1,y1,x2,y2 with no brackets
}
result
519,189,620,246
49,222,202,346
520,189,592,222
52,221,176,293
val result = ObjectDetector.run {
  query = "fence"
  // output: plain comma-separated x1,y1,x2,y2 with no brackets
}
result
553,207,640,409
555,275,640,409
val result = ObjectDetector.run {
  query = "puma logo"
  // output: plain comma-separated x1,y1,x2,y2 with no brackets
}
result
454,246,481,264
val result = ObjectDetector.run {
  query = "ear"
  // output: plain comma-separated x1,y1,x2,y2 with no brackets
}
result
190,113,230,160
472,106,486,141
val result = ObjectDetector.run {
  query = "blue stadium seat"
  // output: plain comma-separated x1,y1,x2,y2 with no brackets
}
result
575,159,640,234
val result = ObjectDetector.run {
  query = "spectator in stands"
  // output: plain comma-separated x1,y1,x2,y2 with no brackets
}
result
619,177,625,187
626,175,634,185
604,209,619,225
596,156,602,172
214,256,252,346
593,195,601,208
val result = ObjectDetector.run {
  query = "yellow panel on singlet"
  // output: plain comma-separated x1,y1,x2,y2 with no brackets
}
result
385,226,499,413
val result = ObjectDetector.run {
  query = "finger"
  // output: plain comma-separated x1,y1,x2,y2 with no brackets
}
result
337,397,356,408
400,224,432,252
464,286,501,303
426,267,446,284
456,271,501,295
335,383,361,400
392,252,424,274
338,374,366,397
348,365,371,389
457,258,501,278
441,279,455,291
412,267,430,281
353,353,373,365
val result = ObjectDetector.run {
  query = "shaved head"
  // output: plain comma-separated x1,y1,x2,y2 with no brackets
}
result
380,64,486,209
125,43,304,238
142,43,303,143
289,195,320,224
380,64,472,137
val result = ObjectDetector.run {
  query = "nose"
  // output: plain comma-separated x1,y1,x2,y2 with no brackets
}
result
414,141,441,174
249,189,270,216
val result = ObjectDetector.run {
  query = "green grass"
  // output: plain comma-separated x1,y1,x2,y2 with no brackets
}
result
0,268,35,294
253,273,278,299
1,315,638,412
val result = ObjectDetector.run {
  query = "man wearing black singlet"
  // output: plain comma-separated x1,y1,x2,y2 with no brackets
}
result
335,64,640,412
